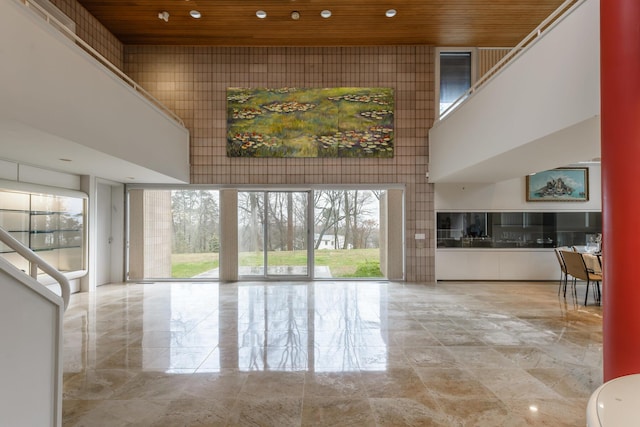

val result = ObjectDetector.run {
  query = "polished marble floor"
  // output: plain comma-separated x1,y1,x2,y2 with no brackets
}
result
62,281,603,426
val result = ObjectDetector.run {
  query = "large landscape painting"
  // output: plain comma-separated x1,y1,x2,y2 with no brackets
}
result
226,87,394,158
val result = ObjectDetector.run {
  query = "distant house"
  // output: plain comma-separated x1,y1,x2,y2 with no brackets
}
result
314,233,350,250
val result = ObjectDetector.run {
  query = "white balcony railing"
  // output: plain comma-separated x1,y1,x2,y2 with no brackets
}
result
0,227,70,310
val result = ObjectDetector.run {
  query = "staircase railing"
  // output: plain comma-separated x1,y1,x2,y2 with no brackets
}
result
438,0,583,121
16,0,185,128
0,227,70,310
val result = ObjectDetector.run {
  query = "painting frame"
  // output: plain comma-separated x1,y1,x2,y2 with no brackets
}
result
526,167,589,202
226,87,394,158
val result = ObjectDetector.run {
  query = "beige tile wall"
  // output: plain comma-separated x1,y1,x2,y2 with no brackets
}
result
50,0,123,69
124,46,435,282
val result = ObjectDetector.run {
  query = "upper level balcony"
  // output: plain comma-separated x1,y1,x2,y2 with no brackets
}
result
428,0,599,184
0,0,190,184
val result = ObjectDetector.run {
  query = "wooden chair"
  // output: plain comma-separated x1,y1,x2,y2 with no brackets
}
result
561,250,602,305
582,253,602,275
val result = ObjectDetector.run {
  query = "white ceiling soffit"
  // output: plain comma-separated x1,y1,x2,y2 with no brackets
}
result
431,116,600,183
0,120,188,184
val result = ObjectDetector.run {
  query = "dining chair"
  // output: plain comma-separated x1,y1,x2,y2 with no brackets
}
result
582,253,602,275
554,247,570,296
561,250,602,305
597,254,603,272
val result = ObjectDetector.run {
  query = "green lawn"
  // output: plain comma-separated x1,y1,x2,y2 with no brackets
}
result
172,248,382,278
171,253,219,278
313,248,382,277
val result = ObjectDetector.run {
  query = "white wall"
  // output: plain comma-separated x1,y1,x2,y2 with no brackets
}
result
435,164,601,211
0,160,81,191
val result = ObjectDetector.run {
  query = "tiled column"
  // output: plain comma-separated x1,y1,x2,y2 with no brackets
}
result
219,189,238,282
601,0,640,381
127,189,144,281
386,189,405,280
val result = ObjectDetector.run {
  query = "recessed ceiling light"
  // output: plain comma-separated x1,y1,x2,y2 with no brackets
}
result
385,9,397,18
190,10,201,19
321,10,332,18
256,10,267,19
291,11,300,20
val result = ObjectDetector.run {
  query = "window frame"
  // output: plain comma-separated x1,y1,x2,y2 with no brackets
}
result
434,47,478,119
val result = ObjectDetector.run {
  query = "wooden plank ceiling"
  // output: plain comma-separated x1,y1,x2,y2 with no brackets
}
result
76,0,568,47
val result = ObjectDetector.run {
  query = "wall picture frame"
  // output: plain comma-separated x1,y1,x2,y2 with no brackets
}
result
226,87,394,158
526,167,589,202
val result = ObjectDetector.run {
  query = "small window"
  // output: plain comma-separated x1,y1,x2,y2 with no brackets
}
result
436,49,476,118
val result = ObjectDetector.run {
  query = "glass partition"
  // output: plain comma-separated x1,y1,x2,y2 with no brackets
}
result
437,211,601,249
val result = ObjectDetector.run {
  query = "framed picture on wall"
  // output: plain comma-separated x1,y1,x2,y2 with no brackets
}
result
526,167,589,202
226,87,394,158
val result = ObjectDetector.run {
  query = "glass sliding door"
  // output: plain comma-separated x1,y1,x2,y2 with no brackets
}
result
266,191,309,276
238,191,310,278
128,187,395,281
238,192,265,276
313,190,384,279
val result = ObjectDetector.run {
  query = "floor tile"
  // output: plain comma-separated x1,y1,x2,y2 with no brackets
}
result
369,397,449,427
228,397,303,427
301,397,375,426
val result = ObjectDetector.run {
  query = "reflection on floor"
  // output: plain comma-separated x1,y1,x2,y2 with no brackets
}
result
194,266,333,279
62,281,602,426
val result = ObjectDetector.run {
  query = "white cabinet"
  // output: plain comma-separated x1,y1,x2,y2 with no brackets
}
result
436,249,558,281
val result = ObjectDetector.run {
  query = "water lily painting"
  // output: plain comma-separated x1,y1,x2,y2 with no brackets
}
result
226,87,394,158
526,168,589,201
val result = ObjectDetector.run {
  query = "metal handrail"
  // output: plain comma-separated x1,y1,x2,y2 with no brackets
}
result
0,227,70,311
437,0,583,121
16,0,185,128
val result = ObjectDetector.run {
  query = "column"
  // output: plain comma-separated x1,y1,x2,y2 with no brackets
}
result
219,189,238,282
601,0,640,381
127,189,145,281
386,189,405,281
